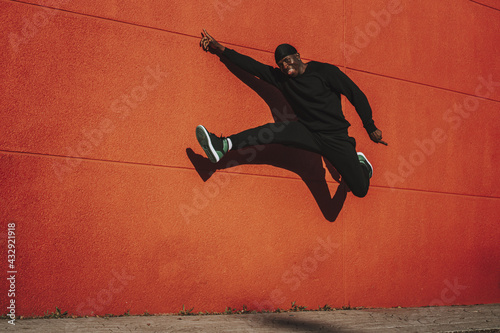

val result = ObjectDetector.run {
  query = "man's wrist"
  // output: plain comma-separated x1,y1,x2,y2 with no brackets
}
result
364,122,377,134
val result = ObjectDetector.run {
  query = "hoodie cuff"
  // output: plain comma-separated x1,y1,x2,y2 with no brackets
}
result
364,121,378,134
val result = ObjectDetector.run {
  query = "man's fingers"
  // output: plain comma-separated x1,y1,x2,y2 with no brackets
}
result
200,31,212,50
200,31,208,50
200,37,209,50
378,140,388,146
201,29,212,48
203,29,213,41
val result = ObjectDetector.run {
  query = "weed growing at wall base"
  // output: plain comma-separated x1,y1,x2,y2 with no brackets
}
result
75,269,135,316
235,235,339,330
252,235,340,312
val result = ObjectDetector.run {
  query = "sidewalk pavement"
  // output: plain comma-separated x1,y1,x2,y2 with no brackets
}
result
2,304,499,333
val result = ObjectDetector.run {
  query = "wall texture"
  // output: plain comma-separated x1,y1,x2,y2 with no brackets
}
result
1,0,499,317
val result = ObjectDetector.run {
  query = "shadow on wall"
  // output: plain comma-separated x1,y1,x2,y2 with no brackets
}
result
187,55,349,222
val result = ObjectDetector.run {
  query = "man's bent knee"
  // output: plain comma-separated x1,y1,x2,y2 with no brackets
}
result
350,186,369,198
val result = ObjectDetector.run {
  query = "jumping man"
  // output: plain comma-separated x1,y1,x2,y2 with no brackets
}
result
196,29,387,198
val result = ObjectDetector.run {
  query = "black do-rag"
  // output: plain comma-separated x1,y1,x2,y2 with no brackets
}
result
274,44,298,64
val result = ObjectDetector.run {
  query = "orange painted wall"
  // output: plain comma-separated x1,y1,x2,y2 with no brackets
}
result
1,0,499,317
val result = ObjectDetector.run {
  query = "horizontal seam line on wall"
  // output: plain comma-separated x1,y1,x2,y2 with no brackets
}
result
7,0,500,104
1,149,498,200
469,0,500,12
371,184,499,200
345,67,500,104
7,0,197,40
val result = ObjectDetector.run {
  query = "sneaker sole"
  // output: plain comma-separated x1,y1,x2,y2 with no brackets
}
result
357,152,373,178
196,125,220,163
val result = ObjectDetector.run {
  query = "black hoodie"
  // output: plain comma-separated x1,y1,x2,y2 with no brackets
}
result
223,47,377,134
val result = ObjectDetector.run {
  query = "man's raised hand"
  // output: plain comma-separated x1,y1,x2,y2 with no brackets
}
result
200,29,225,53
370,129,388,146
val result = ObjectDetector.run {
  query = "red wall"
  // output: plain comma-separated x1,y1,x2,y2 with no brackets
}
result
1,0,499,316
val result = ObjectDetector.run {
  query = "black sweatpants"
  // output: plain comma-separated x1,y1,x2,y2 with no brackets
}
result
228,121,370,197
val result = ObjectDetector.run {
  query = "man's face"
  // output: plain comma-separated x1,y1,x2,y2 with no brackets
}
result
277,54,301,77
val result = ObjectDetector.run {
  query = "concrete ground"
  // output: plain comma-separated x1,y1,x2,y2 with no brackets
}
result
2,304,499,333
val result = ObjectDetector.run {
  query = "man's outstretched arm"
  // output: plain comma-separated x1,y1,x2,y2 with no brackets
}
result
200,29,281,87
